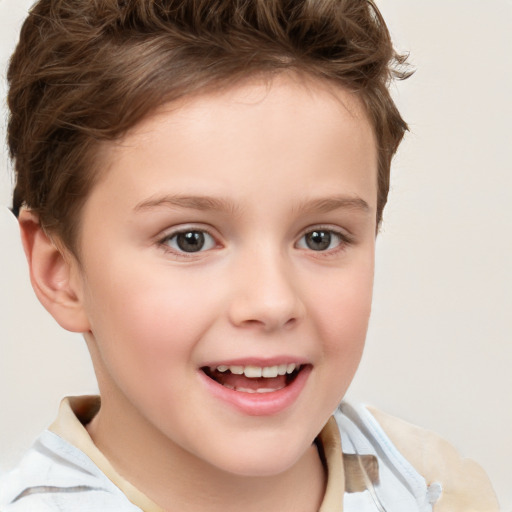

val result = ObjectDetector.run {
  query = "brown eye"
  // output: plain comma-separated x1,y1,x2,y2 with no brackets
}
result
305,230,332,251
176,231,205,252
297,229,345,252
164,230,215,253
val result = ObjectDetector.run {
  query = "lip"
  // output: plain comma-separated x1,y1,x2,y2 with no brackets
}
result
198,363,312,416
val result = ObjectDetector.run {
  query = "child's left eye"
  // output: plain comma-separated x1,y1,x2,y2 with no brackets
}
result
162,230,216,253
296,229,346,252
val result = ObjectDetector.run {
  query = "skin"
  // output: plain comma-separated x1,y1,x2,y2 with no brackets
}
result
21,74,378,511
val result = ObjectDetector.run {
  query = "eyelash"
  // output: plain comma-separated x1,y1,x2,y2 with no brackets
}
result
157,226,353,258
295,226,354,256
157,226,219,258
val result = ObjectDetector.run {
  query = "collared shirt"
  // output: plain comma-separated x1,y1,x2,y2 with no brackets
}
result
0,396,499,511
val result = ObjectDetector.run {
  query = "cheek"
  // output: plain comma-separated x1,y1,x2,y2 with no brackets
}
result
309,257,374,363
82,267,211,421
82,257,218,376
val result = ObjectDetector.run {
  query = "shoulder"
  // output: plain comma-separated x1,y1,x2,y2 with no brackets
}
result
0,431,140,512
335,401,500,512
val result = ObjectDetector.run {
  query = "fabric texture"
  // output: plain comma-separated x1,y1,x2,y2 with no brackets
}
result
0,396,499,511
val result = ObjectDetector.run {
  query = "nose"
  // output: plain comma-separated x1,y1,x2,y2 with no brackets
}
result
227,249,305,332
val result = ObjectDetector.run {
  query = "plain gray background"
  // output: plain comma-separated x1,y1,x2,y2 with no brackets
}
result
1,0,511,509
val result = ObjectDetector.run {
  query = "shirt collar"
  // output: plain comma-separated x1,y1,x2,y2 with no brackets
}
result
50,396,376,512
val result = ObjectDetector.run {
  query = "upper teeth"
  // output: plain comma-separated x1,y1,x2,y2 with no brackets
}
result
212,363,297,378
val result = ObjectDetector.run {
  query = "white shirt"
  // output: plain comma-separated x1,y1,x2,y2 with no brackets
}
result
0,397,499,511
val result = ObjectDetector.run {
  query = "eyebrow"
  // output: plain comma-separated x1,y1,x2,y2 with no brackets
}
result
134,194,242,216
295,196,371,215
134,194,371,216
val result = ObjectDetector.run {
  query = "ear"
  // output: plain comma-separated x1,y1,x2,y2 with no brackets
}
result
18,210,91,333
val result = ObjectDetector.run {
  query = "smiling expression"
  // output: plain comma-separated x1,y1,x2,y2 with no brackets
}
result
72,74,378,477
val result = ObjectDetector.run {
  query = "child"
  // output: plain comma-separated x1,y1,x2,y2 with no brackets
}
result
0,0,500,511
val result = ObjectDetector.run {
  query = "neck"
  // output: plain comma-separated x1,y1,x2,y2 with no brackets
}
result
86,392,326,512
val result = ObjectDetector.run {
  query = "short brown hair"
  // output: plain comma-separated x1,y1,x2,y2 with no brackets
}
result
8,0,410,252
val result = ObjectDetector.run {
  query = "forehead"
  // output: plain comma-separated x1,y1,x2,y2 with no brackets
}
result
125,74,373,147
86,74,377,222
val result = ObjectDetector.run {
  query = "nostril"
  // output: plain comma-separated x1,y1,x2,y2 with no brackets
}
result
228,297,304,330
227,268,305,330
238,315,299,332
284,317,298,328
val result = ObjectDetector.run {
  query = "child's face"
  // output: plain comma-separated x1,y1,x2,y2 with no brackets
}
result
73,75,377,476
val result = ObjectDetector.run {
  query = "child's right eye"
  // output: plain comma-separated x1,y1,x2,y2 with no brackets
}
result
161,230,216,253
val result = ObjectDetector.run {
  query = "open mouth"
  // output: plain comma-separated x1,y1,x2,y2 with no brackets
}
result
201,363,306,394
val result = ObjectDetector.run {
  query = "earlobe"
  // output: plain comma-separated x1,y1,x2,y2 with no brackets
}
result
18,210,90,333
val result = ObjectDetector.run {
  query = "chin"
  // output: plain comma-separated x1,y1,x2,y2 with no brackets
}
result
206,439,309,478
